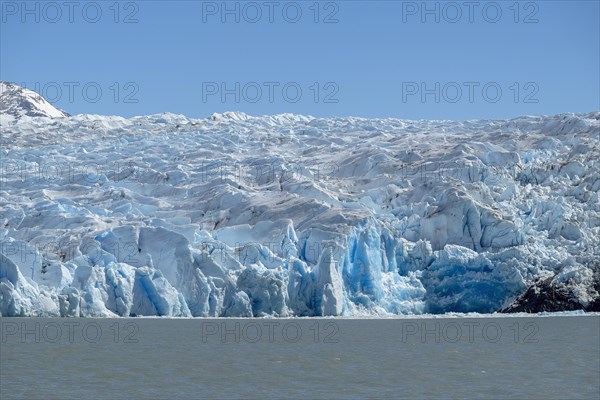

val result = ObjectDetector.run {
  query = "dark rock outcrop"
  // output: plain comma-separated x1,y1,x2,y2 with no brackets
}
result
500,264,600,313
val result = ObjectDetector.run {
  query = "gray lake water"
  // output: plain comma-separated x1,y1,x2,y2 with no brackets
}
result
1,315,599,399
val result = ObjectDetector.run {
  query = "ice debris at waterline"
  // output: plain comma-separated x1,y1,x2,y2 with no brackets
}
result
1,86,599,316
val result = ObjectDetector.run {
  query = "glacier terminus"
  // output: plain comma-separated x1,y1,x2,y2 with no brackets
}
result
1,82,599,317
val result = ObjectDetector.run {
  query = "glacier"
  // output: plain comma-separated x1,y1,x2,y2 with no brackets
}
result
1,85,599,316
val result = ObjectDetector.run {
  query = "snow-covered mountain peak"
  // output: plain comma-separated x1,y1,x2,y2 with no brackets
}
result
0,81,69,122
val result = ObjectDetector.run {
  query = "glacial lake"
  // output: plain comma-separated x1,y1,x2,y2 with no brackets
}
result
1,315,599,399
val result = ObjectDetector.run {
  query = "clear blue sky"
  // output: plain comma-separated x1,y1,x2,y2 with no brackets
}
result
1,0,599,119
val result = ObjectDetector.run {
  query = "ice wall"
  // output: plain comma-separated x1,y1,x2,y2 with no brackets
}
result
1,111,599,316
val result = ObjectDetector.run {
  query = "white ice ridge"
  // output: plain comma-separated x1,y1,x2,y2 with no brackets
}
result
1,106,599,316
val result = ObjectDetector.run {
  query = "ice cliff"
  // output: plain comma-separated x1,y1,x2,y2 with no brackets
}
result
1,84,599,316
